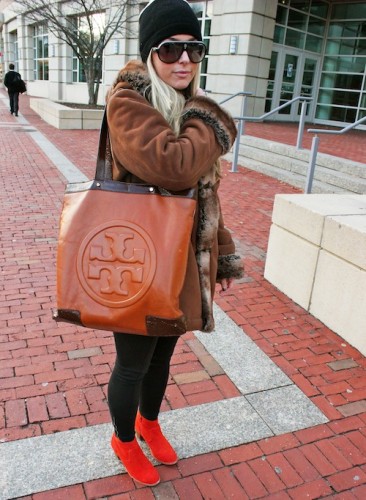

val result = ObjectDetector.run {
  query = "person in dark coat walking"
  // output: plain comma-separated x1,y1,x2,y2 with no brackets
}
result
4,63,21,116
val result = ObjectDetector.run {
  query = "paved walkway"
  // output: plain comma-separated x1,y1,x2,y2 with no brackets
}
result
244,121,365,165
1,90,366,499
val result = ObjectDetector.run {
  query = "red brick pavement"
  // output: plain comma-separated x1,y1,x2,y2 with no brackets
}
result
244,121,365,165
1,92,366,498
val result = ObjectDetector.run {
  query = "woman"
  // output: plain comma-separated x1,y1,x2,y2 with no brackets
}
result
106,0,243,486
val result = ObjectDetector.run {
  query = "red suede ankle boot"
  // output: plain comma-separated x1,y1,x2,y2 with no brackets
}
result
111,433,160,486
135,411,178,465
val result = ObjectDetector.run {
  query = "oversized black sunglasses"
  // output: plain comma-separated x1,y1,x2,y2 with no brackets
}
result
152,41,207,64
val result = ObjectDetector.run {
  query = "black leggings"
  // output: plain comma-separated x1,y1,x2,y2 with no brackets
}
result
108,333,179,441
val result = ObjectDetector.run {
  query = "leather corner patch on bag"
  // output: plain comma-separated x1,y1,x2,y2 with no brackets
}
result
145,316,187,336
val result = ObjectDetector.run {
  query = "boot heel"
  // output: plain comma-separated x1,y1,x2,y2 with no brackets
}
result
111,434,160,486
135,430,143,441
135,411,178,465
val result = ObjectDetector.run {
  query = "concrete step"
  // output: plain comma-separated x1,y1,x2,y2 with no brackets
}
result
227,135,366,194
230,156,348,194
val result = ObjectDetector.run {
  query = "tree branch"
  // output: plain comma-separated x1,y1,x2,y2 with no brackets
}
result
15,0,139,104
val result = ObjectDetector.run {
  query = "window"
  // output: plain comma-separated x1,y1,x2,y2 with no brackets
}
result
9,31,19,71
265,51,278,112
70,13,105,83
72,33,87,84
14,39,19,71
316,2,366,122
33,25,49,80
274,0,328,53
70,17,83,83
191,1,212,89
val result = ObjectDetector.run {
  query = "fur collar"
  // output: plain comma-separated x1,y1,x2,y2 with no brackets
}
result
107,60,151,101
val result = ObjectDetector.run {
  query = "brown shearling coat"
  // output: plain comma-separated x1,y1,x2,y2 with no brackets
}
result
106,61,243,334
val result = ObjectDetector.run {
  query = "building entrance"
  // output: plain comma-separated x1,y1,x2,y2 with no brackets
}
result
266,48,320,122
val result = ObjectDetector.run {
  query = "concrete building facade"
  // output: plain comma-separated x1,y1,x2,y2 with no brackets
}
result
1,0,366,128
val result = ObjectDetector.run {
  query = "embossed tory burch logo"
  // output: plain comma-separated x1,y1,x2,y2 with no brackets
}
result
88,231,146,296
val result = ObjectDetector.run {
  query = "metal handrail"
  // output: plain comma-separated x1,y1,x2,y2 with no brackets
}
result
240,96,313,152
241,95,312,123
220,91,253,105
308,114,366,135
222,94,312,173
305,115,366,193
220,92,253,173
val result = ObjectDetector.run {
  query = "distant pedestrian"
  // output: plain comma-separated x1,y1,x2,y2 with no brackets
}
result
4,63,21,116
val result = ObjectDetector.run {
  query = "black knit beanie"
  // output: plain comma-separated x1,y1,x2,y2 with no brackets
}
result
139,0,202,62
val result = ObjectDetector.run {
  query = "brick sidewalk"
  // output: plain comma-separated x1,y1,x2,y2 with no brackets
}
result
244,121,365,165
1,92,366,499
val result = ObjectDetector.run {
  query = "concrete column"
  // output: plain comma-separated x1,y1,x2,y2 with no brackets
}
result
48,32,64,102
208,0,277,117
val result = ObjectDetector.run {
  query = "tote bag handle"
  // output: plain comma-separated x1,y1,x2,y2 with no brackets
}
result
95,110,110,182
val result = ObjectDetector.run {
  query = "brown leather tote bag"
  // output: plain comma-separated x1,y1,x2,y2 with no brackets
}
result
53,111,196,336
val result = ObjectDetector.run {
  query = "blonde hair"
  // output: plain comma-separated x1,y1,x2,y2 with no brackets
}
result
146,51,200,135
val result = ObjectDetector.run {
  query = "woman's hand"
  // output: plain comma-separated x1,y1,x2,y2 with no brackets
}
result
196,87,206,96
219,277,235,294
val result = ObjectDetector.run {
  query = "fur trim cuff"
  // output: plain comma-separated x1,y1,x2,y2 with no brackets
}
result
216,254,244,281
182,96,237,155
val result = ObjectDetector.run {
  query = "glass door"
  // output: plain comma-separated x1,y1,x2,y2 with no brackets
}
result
266,48,320,121
280,53,298,115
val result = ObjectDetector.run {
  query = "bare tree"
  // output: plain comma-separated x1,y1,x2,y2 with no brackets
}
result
16,0,139,104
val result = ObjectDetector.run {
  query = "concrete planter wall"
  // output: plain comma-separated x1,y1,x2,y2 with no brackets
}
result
30,98,103,129
264,194,366,356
